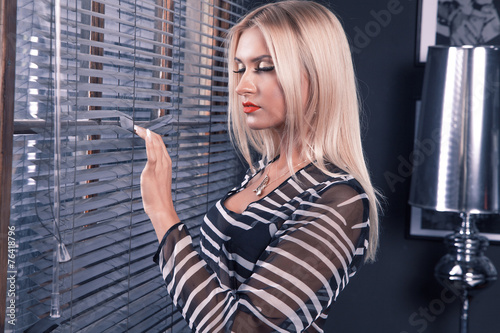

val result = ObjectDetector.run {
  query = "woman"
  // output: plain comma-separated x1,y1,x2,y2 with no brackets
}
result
135,1,380,331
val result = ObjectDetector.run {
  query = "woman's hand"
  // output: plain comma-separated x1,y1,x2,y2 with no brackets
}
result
135,125,180,242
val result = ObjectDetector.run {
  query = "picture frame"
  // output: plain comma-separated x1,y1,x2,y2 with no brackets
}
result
409,206,500,244
416,0,500,65
416,0,439,64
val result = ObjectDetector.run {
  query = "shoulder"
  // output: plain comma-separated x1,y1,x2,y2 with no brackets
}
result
299,163,370,220
302,162,367,196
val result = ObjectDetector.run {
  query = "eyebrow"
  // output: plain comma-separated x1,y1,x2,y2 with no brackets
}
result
234,55,273,63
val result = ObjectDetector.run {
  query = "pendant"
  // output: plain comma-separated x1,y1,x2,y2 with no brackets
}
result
253,174,269,196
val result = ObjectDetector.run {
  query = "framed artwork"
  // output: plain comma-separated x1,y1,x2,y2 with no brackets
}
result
416,0,500,64
409,206,500,243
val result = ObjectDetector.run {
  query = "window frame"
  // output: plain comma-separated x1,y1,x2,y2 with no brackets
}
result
0,0,17,330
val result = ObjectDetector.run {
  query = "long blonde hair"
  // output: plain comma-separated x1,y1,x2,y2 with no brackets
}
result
227,0,380,261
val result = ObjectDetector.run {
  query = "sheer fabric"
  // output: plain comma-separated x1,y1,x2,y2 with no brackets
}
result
154,162,370,332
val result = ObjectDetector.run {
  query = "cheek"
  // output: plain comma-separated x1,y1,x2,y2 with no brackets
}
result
267,84,286,116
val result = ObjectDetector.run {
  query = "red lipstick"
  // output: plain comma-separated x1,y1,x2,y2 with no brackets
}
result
243,102,260,114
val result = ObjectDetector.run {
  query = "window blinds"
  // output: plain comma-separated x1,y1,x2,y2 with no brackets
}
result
8,0,248,331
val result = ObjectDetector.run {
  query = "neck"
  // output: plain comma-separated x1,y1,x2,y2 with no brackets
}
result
272,142,307,173
273,130,298,162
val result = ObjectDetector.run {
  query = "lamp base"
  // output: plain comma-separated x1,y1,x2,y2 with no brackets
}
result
434,213,497,333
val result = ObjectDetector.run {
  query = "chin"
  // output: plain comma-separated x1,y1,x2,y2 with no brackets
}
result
246,121,274,131
247,125,267,131
245,119,265,131
245,117,285,132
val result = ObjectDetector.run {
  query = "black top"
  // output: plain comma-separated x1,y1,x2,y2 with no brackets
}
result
154,161,370,332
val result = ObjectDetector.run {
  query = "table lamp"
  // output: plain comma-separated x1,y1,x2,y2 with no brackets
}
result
409,45,500,333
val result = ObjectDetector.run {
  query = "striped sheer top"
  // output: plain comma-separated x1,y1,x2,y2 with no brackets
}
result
153,161,370,332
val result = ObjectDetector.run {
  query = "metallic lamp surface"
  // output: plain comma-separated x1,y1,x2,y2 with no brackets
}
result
409,45,500,214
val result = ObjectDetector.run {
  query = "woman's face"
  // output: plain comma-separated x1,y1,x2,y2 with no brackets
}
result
234,27,286,132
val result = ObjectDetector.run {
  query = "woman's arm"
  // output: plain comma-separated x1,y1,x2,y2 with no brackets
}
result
155,184,368,332
136,126,368,332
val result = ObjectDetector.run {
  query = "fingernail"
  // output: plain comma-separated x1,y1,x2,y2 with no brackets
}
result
133,125,138,133
146,129,151,140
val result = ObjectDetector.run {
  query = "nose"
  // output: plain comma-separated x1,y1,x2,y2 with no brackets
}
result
235,73,256,96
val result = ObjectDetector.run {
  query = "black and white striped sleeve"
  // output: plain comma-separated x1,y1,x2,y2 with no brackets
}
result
153,182,369,332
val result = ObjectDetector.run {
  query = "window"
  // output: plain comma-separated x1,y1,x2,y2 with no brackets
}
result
5,0,248,331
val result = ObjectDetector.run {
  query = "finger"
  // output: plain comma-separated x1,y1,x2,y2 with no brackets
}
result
149,130,171,164
150,129,164,148
134,125,147,140
136,126,170,171
145,129,158,163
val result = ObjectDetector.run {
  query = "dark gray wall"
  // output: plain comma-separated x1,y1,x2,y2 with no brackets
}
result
247,1,500,332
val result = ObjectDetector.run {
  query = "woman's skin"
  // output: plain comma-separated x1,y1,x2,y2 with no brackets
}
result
135,26,310,240
233,27,287,133
134,125,180,242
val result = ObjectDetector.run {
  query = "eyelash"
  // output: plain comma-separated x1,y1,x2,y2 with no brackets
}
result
233,66,275,74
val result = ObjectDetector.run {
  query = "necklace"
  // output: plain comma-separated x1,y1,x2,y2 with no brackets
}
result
253,159,308,196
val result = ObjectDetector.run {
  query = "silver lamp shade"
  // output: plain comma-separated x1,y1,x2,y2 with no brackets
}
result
409,45,500,214
409,45,500,333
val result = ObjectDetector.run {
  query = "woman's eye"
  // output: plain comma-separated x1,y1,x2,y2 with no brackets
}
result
232,63,274,74
256,63,274,72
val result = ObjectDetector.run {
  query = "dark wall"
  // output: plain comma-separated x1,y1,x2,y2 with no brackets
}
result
247,1,500,332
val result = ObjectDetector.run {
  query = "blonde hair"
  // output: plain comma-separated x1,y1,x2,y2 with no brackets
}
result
227,0,380,261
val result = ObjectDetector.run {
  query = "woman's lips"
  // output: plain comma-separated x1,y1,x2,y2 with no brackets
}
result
243,102,260,114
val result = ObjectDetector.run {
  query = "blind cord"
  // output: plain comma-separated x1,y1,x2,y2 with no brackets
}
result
51,0,71,319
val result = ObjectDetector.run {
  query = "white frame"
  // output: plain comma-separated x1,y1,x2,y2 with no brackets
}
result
409,206,500,243
417,0,439,63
